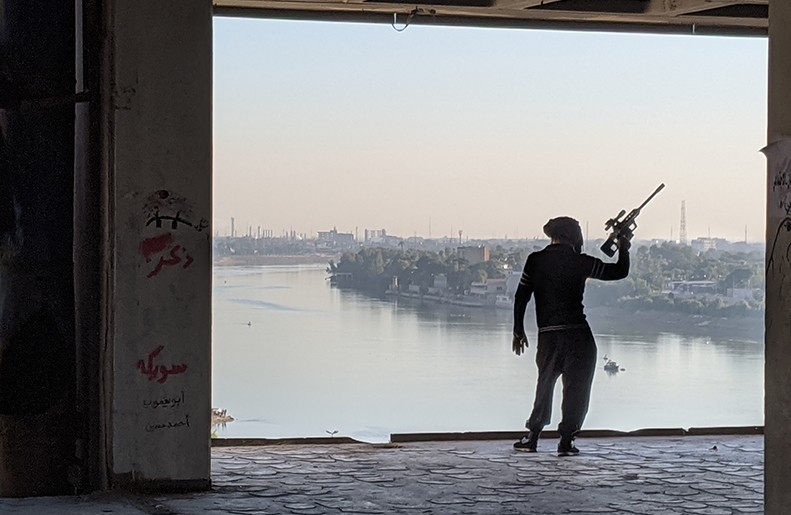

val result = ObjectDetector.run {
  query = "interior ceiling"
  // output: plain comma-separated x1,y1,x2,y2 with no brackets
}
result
213,0,767,36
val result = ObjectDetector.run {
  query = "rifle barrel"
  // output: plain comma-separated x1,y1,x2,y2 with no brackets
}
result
635,183,665,212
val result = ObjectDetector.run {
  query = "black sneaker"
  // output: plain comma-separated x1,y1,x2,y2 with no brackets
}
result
557,440,580,456
513,434,538,452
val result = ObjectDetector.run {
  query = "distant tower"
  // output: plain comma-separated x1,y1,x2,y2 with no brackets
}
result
679,201,687,245
230,217,235,238
458,230,463,245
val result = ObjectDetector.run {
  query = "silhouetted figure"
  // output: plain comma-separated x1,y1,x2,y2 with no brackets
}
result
512,217,630,455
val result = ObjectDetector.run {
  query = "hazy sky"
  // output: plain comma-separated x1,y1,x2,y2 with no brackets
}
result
213,18,768,242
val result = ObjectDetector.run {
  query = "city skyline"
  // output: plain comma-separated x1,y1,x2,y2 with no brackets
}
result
217,216,761,244
213,19,768,243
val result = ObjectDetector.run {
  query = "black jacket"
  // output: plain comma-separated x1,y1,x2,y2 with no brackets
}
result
513,243,629,334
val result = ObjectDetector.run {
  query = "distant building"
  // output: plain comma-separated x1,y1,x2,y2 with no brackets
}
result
469,282,487,298
364,228,387,241
469,278,507,300
317,227,355,246
458,245,490,265
484,278,507,295
691,237,728,253
666,280,760,306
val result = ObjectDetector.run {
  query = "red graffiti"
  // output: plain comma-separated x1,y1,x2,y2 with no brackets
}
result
140,233,194,278
140,233,174,262
136,345,188,384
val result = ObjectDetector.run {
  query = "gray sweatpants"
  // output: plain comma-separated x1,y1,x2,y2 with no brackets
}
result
526,325,598,440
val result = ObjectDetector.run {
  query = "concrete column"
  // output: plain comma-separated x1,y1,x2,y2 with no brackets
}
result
104,0,213,489
765,1,791,513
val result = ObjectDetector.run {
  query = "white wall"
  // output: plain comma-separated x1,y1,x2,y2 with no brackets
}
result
107,0,212,486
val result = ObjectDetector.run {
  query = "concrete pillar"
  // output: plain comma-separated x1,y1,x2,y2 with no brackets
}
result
104,0,213,489
765,1,791,512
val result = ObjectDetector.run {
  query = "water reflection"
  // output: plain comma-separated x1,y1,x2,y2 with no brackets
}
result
212,264,764,442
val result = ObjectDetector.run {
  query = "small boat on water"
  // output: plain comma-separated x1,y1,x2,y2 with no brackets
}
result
604,360,620,373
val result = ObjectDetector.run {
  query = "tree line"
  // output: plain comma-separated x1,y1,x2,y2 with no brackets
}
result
329,242,764,317
587,242,763,317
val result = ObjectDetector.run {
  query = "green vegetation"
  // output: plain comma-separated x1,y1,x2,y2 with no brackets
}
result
328,245,524,295
330,242,764,318
585,242,762,317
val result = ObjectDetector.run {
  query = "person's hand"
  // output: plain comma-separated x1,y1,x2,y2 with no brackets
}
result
617,236,631,252
512,331,528,356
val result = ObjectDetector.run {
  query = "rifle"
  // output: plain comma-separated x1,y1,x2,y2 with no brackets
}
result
600,183,665,257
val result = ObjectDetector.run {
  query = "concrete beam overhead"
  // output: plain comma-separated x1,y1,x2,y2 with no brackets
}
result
214,0,768,35
645,0,767,16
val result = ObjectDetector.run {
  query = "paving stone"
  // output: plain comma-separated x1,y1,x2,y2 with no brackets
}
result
0,435,766,515
567,507,617,513
687,508,734,515
731,507,764,514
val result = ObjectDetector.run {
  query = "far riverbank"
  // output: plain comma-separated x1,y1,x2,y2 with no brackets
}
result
210,261,764,343
214,254,337,266
586,306,763,342
378,292,763,343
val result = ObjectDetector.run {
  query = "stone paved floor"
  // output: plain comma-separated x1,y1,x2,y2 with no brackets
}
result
0,435,764,514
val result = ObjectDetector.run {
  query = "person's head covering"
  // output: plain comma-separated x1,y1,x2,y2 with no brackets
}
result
543,216,583,253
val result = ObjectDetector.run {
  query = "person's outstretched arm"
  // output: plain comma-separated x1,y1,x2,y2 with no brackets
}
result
589,236,631,281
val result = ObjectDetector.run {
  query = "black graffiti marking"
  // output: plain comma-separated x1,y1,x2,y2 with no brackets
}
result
143,390,185,409
145,414,190,433
772,158,791,215
142,190,206,232
767,217,791,273
145,208,208,232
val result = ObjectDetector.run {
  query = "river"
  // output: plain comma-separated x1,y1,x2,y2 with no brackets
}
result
212,264,764,441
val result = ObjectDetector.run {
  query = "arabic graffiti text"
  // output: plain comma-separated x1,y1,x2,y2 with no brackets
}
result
136,345,188,384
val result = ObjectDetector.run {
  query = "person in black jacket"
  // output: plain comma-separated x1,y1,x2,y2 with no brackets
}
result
512,216,630,455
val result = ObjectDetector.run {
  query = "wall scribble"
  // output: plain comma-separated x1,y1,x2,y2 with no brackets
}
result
136,345,188,384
